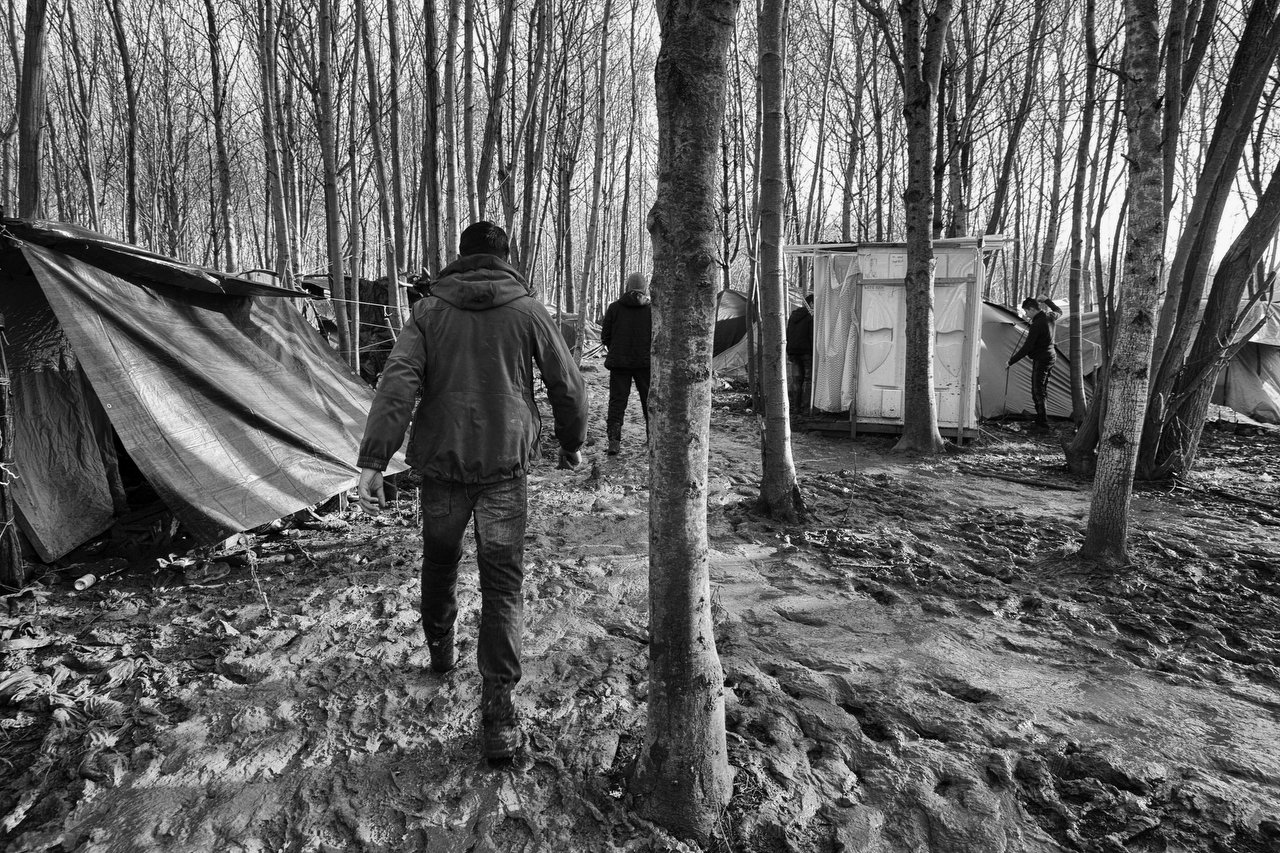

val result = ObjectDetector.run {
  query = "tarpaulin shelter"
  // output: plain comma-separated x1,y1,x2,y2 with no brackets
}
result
1216,302,1280,423
978,301,1092,419
0,218,403,562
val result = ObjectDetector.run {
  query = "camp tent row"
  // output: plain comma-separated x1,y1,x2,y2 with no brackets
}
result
0,218,404,563
713,240,1280,429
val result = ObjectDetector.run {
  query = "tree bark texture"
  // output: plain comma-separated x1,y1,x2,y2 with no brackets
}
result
1081,0,1164,565
257,0,293,286
1146,157,1280,477
317,0,354,367
17,0,48,219
1066,0,1097,423
756,0,802,521
203,0,238,270
894,0,954,454
1145,0,1280,459
105,0,139,243
631,0,737,842
578,0,613,358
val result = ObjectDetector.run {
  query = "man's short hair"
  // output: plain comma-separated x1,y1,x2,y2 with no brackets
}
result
805,293,815,305
459,221,509,258
1021,297,1039,311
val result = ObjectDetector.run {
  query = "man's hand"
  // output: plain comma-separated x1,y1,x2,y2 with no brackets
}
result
557,449,582,469
357,468,386,514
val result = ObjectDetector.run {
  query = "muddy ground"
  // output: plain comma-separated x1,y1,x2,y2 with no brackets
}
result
2,359,1279,853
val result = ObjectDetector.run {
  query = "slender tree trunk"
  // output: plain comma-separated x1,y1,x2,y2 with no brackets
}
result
386,0,407,272
106,0,139,242
476,0,515,218
1035,53,1069,298
1066,0,1097,423
203,0,238,270
442,0,461,251
1080,0,1163,565
358,0,404,328
757,0,803,521
1145,0,1280,461
422,0,443,274
861,0,955,452
318,0,354,367
1148,158,1280,478
984,0,1046,236
16,0,47,218
462,0,477,221
630,0,737,841
258,0,292,285
577,0,613,359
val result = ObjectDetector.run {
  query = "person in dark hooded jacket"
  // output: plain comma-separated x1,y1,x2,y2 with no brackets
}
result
355,221,588,760
600,272,652,455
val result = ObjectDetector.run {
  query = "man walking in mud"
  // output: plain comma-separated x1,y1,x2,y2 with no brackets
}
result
1007,295,1062,429
355,221,588,759
600,272,652,455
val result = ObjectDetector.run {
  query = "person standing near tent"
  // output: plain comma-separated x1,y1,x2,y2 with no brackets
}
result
600,272,652,456
786,293,815,413
1007,295,1062,428
355,221,588,760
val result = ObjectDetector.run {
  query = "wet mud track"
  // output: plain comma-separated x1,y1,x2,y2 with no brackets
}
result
3,369,1278,852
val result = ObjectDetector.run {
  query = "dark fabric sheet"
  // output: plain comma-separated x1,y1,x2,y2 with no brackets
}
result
20,242,405,546
11,368,116,562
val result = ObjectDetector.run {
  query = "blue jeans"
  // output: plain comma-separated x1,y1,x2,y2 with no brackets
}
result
420,475,527,685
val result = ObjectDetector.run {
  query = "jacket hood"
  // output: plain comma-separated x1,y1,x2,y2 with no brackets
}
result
621,290,651,307
431,254,530,310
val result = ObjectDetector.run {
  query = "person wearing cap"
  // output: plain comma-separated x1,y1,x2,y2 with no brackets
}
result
355,220,588,760
786,293,815,413
600,272,652,456
1007,295,1062,429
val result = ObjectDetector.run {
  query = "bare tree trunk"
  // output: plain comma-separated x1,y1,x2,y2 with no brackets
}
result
105,0,139,243
348,16,364,377
630,0,737,841
461,0,477,221
386,0,407,272
318,0,353,367
16,0,47,218
476,0,515,219
203,0,238,270
1080,0,1163,565
617,0,639,285
442,0,461,252
358,0,404,328
1145,0,1280,458
984,0,1046,236
576,0,613,359
1147,158,1280,478
258,0,292,285
1065,0,1097,423
757,0,803,521
858,0,954,452
62,2,100,230
1034,48,1069,299
421,0,443,275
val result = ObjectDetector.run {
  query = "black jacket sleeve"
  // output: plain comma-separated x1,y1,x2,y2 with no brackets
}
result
1009,314,1048,366
601,303,616,349
531,304,589,453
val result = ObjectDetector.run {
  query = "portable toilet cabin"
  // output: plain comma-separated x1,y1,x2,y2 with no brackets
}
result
786,236,1007,439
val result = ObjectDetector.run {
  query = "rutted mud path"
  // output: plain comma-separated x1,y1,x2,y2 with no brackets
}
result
3,363,1279,852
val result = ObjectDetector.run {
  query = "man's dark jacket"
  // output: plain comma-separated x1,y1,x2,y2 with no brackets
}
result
786,305,814,358
601,290,651,371
1009,302,1061,366
357,254,588,483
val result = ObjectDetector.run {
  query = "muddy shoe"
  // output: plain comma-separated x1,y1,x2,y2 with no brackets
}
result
427,628,456,673
607,440,621,456
481,682,522,759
